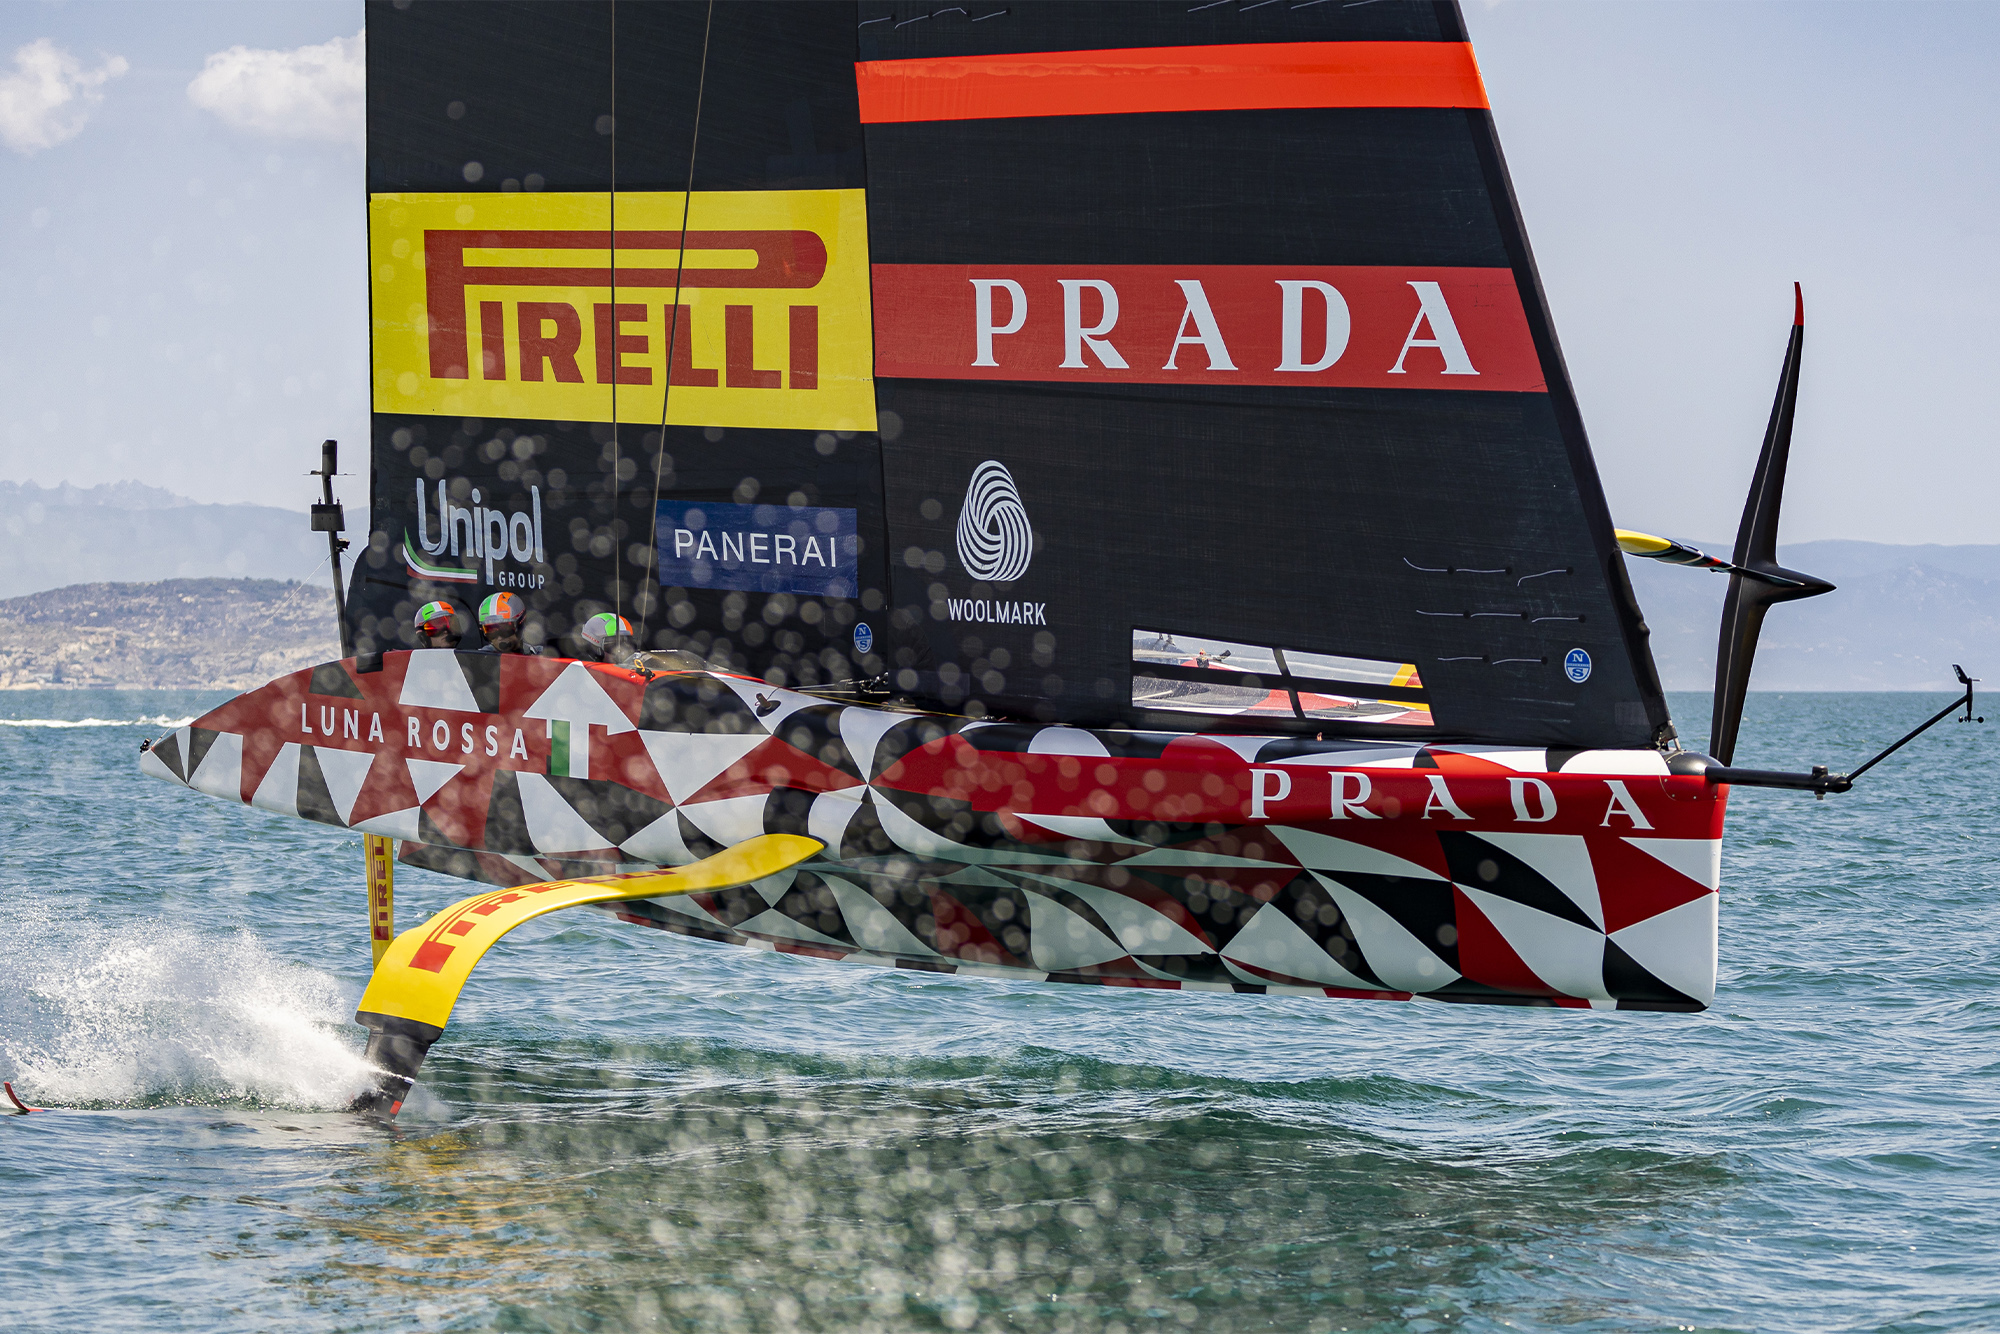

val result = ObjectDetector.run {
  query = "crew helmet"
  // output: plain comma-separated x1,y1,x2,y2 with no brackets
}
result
579,612,634,653
414,600,457,635
478,591,525,629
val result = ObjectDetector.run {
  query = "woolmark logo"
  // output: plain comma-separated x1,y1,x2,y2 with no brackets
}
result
955,460,1033,583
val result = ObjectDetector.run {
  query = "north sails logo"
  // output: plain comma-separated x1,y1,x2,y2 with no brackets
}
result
955,460,1033,582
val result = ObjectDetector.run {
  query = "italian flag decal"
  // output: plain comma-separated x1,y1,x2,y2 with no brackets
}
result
404,534,479,583
546,719,584,779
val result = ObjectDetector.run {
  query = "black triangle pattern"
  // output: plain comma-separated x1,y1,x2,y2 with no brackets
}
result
455,651,503,713
545,774,673,848
676,810,728,861
1004,876,1124,950
308,661,364,700
184,727,221,783
1436,832,1599,932
638,673,767,735
768,871,861,947
1263,873,1387,988
760,785,819,838
150,730,186,782
766,705,865,781
835,790,899,860
481,769,535,855
1601,938,1698,1008
295,746,340,828
1323,871,1461,973
1119,867,1270,956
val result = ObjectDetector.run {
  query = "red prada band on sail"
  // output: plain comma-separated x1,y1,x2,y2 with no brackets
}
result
870,265,1546,392
854,41,1489,123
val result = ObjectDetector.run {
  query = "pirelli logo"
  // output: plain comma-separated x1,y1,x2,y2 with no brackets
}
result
369,190,875,431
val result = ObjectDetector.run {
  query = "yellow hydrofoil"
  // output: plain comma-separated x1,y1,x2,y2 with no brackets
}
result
352,833,823,1115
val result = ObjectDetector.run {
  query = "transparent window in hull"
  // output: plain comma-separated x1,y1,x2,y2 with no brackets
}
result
1131,630,1431,726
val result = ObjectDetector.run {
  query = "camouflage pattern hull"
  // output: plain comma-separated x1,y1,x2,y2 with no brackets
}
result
142,651,1724,1011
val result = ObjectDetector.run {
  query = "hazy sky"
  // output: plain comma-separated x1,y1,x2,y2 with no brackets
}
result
0,1,1993,545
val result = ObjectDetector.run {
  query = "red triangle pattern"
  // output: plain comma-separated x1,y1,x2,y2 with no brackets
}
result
347,750,420,827
1452,886,1552,995
1588,836,1715,935
684,735,866,804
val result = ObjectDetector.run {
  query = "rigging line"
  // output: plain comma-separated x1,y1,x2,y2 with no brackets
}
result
610,0,620,620
640,0,715,646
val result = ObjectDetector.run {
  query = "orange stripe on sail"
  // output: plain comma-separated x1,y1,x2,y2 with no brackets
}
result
855,41,1488,125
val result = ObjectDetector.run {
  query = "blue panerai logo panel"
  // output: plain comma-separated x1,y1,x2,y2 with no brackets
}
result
852,622,873,654
1564,648,1592,683
656,501,858,598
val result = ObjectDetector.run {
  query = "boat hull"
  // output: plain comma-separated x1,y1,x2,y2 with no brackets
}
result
142,651,1725,1010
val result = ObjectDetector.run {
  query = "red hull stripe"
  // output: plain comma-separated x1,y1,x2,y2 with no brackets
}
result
854,41,1489,124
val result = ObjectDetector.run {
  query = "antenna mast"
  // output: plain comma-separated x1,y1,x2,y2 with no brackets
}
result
311,438,355,659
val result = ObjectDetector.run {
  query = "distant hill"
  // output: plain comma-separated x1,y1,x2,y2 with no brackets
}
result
0,480,1992,692
0,481,332,600
0,578,340,691
1626,540,2000,692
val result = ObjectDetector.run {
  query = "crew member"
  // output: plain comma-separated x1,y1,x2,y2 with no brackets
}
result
577,611,639,667
414,600,460,649
476,591,546,655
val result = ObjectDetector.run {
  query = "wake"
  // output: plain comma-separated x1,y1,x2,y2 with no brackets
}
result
0,909,373,1110
0,715,195,729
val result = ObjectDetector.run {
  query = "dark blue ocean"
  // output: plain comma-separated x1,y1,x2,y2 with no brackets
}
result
1,689,1993,1333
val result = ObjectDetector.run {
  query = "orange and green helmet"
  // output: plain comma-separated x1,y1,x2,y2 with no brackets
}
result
478,591,525,629
414,600,456,635
580,612,634,651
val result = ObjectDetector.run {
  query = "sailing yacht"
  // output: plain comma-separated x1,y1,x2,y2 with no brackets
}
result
142,2,1938,1114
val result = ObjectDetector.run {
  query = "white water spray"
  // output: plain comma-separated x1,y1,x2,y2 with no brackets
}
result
0,910,373,1110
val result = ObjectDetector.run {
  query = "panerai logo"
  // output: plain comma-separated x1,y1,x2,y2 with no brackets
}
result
407,479,547,588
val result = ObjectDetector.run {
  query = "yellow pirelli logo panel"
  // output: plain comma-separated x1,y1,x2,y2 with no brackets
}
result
369,190,875,431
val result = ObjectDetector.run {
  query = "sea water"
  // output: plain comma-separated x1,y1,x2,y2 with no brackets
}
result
0,689,1993,1333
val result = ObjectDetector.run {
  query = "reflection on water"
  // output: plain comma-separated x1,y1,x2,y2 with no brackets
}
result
2,689,1997,1333
278,1043,1734,1332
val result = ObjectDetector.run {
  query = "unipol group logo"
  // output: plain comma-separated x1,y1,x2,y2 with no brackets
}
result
406,479,547,589
955,460,1034,583
368,190,876,433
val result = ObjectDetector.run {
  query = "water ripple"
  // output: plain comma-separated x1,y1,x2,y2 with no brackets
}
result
1,689,1996,1332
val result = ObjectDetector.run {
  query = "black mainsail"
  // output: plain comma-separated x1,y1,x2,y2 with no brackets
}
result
348,0,1669,751
354,0,889,691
